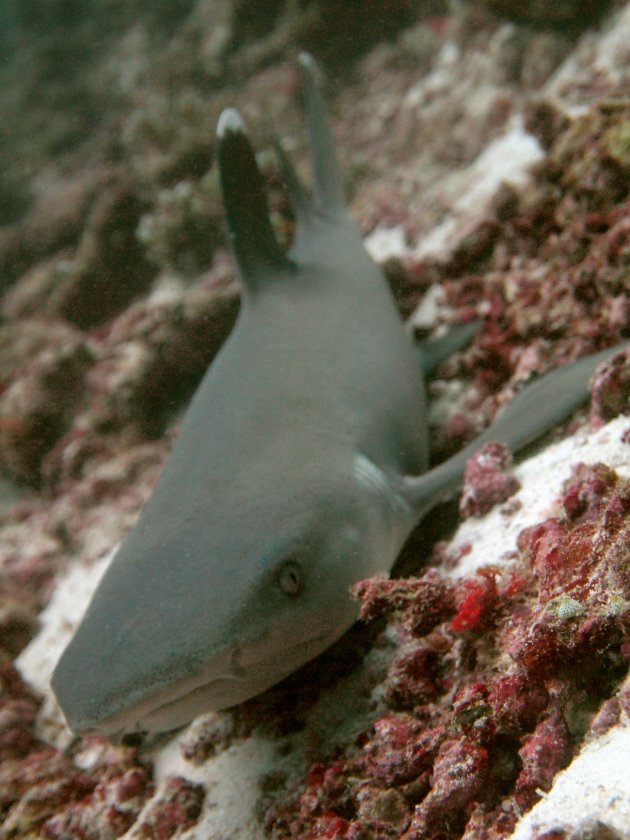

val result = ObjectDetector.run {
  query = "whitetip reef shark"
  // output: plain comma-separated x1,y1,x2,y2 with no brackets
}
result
51,53,629,738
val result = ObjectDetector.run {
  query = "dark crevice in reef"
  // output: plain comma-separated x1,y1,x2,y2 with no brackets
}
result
226,0,448,74
481,0,615,32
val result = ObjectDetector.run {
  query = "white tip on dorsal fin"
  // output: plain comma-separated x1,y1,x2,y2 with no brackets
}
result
217,107,245,138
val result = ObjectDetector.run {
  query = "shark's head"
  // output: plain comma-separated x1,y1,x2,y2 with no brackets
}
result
51,455,398,737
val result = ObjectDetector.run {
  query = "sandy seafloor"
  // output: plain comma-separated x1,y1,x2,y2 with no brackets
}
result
1,0,630,837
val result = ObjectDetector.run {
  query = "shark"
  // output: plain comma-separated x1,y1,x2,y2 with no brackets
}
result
51,53,629,737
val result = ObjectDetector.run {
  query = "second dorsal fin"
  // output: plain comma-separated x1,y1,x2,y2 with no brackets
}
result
273,137,314,225
216,108,293,293
298,52,346,215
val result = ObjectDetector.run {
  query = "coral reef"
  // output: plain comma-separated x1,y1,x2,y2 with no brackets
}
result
0,0,629,836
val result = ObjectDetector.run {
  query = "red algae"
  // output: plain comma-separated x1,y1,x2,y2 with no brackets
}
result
561,462,618,522
429,100,630,461
451,569,499,632
507,468,630,684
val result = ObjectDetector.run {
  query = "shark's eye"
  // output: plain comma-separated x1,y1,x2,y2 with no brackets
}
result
278,560,303,595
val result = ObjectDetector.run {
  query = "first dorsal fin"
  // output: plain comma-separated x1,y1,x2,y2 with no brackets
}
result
216,108,293,292
298,52,346,215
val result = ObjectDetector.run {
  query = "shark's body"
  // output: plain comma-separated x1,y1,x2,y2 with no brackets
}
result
51,55,629,737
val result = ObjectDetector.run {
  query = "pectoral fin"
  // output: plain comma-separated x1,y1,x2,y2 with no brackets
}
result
402,341,630,516
417,320,482,377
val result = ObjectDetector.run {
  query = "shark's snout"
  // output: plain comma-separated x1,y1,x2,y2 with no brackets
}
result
68,628,337,737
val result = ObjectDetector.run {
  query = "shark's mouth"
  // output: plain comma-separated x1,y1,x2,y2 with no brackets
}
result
89,631,333,738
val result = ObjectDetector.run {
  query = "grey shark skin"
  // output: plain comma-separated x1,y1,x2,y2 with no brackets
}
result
51,53,629,738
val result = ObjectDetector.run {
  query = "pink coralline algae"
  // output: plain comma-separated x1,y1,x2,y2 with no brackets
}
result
514,709,573,810
404,738,490,836
507,465,630,685
589,345,630,427
0,664,40,764
353,572,456,638
40,763,151,840
0,751,96,838
267,464,630,838
384,641,441,711
0,460,168,836
0,735,152,839
135,776,205,840
459,442,520,518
